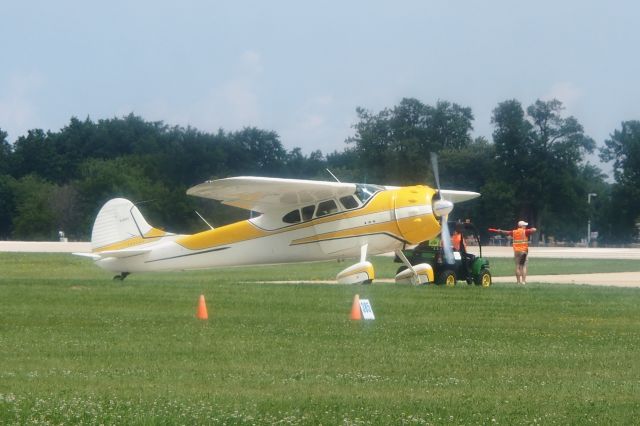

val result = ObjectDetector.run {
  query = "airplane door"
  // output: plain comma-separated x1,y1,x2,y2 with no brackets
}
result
313,199,355,255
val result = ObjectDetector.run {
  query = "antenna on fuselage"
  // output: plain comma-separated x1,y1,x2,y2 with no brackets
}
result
195,211,214,230
325,168,341,183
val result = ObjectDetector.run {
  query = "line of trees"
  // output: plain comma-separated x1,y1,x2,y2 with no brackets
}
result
0,98,638,244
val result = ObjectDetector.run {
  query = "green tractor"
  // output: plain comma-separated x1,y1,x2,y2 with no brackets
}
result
394,221,492,287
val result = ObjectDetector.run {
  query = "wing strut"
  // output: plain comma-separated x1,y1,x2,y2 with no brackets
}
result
195,211,215,230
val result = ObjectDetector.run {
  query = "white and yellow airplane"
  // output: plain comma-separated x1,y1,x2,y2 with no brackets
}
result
75,160,479,284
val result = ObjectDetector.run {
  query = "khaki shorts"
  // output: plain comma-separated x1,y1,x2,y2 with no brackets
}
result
514,251,528,266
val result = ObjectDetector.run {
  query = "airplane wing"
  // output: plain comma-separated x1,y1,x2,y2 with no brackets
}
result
187,176,357,213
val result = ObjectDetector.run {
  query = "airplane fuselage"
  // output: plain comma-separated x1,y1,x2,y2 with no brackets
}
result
94,185,440,273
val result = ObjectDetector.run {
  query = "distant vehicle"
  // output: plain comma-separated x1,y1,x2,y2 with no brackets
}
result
394,220,491,287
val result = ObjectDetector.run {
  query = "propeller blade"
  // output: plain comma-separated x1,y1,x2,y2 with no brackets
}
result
430,152,453,216
440,217,455,265
430,152,441,191
430,152,454,265
439,190,480,203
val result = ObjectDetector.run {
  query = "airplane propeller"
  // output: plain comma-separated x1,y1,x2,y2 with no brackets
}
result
430,152,455,265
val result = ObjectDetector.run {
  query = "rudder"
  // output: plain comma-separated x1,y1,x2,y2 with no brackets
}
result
91,198,163,251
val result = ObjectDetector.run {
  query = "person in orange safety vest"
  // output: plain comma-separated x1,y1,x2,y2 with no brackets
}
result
451,222,475,282
490,220,537,285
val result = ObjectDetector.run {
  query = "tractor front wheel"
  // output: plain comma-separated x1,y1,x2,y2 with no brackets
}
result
475,269,492,288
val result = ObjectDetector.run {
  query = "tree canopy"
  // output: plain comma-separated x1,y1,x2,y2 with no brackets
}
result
490,99,597,241
0,98,636,245
599,121,640,242
347,98,474,184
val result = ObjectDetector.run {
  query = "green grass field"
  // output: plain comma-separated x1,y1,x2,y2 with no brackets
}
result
1,253,639,424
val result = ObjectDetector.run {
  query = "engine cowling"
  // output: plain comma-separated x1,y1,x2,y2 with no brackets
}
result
393,186,441,244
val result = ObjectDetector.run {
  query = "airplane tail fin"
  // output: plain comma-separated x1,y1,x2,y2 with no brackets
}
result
91,198,165,251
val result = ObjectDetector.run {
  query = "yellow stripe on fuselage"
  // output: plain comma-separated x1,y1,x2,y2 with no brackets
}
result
93,227,167,252
176,220,269,251
290,214,432,246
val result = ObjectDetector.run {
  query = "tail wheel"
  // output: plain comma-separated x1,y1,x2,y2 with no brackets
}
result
475,269,491,288
438,270,456,287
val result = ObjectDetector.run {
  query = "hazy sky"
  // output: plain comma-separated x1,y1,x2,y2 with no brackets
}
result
1,1,638,174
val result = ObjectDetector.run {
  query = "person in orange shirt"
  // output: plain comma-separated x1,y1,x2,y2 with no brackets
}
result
491,220,537,285
452,222,475,282
451,222,465,252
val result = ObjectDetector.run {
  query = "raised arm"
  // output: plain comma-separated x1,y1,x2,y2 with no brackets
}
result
488,228,512,236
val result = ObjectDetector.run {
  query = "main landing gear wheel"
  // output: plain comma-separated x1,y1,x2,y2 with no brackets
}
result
113,272,130,281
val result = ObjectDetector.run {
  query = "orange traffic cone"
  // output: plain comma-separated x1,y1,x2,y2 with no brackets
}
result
196,294,208,320
349,294,361,320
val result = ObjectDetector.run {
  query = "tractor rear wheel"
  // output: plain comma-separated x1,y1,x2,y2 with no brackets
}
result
438,270,456,287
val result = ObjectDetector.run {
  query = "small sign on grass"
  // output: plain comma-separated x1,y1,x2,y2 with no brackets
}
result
359,299,375,320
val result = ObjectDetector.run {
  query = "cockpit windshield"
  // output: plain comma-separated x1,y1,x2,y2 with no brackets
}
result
354,184,383,204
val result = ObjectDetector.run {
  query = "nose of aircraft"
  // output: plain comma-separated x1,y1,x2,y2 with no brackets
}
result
432,197,453,218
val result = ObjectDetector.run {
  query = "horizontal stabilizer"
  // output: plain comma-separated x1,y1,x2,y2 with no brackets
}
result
97,248,151,258
72,252,102,260
73,248,151,260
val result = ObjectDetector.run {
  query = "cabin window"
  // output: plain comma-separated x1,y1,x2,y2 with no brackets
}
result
339,195,359,210
354,184,382,203
315,200,338,217
301,205,315,221
282,209,301,224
